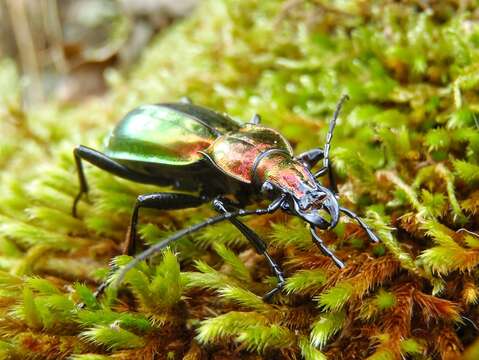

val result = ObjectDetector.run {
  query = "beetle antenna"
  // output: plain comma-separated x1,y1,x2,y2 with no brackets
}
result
323,94,349,171
113,208,271,288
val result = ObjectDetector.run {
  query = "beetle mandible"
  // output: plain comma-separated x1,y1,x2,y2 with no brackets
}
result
72,95,380,301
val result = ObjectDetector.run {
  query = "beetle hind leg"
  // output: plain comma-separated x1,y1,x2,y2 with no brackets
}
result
72,145,172,217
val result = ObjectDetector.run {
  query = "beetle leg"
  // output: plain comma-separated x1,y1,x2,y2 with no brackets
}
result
113,204,282,293
339,207,380,244
72,147,90,217
83,192,206,305
297,148,324,169
84,200,284,307
310,227,345,268
127,193,206,255
213,198,285,302
72,145,171,217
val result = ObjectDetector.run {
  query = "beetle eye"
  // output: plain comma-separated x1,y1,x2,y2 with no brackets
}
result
261,181,274,194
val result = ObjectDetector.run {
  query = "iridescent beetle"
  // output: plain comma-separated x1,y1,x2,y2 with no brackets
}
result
73,95,380,301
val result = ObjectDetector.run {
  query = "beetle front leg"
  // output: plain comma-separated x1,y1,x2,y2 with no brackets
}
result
339,207,380,243
310,228,345,268
213,198,285,302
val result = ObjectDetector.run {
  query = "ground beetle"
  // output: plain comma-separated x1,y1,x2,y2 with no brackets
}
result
73,95,380,301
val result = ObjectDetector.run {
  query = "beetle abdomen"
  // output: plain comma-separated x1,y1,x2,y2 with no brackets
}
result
105,104,237,166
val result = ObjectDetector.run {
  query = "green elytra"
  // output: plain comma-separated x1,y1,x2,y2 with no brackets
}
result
105,103,240,166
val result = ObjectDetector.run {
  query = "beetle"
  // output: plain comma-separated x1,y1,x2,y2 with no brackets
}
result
72,95,380,301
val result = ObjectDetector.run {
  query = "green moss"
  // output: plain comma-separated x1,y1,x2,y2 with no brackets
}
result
0,0,479,358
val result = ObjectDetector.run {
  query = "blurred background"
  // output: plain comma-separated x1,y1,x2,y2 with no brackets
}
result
0,0,198,106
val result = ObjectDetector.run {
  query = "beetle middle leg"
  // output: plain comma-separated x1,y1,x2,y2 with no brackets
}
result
127,193,207,255
84,192,206,304
297,148,324,169
213,198,285,302
98,197,285,305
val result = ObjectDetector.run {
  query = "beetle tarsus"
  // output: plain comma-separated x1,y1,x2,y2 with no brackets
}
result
340,207,380,243
310,227,345,268
77,302,86,309
72,192,84,218
75,281,106,309
77,276,111,309
263,281,285,302
93,281,109,298
262,252,286,302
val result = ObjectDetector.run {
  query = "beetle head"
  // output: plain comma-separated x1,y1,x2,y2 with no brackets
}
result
287,185,339,229
255,152,339,229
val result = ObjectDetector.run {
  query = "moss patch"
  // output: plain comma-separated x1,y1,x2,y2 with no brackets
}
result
0,1,478,358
